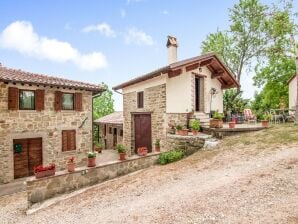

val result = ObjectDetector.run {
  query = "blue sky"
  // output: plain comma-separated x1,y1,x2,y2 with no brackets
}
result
0,0,297,110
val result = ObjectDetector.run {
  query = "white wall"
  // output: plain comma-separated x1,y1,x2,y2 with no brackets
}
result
289,76,297,111
122,74,166,94
201,66,223,113
166,69,192,113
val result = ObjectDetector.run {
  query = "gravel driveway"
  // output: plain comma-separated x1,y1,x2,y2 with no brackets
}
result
1,135,298,224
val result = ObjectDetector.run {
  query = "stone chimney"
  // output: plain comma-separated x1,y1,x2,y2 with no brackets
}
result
166,35,178,64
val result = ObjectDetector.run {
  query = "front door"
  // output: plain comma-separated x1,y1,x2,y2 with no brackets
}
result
134,114,152,153
13,138,42,179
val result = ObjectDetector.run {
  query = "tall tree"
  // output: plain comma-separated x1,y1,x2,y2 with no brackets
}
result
93,82,114,120
202,0,268,89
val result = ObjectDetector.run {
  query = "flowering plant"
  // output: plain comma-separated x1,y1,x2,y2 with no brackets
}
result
33,164,55,173
67,156,75,164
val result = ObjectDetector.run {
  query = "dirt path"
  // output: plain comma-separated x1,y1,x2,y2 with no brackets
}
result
1,142,297,224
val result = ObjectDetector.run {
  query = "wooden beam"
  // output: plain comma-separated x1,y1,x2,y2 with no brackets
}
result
211,70,225,79
185,63,199,72
199,58,213,67
168,69,182,78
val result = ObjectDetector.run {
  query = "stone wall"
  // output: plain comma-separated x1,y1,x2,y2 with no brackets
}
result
166,134,206,155
27,153,160,207
0,82,93,184
123,84,166,156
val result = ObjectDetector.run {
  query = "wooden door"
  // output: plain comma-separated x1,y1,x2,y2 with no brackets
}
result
113,128,117,147
13,138,42,179
134,114,152,153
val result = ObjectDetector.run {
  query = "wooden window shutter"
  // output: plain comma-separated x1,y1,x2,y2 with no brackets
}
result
8,87,19,110
62,131,68,151
35,89,45,111
62,130,76,151
74,93,82,111
55,91,62,111
137,91,144,108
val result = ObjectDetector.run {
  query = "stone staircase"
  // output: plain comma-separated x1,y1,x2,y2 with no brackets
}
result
194,112,210,128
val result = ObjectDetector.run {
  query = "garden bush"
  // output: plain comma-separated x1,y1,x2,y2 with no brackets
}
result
158,150,184,165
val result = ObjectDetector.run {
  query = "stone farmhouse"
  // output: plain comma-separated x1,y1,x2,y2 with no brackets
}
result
0,65,103,183
94,111,123,149
113,36,240,156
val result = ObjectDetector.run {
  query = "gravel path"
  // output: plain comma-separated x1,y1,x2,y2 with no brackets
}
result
1,143,297,224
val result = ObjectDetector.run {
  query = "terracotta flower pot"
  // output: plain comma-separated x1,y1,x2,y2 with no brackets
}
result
87,157,96,167
119,152,126,161
177,129,188,136
67,163,76,172
261,120,269,128
192,130,199,135
155,146,160,152
228,122,236,129
34,169,55,179
209,119,223,128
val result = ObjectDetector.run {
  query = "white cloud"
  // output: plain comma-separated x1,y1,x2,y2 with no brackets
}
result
0,21,107,71
82,22,116,37
120,9,126,18
127,0,143,4
124,28,154,46
162,10,169,15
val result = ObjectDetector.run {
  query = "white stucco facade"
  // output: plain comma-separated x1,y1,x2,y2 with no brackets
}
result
289,76,297,111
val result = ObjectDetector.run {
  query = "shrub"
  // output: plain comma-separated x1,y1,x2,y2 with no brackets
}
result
87,152,97,158
190,119,200,131
116,144,127,153
213,111,224,120
176,124,182,130
158,150,184,165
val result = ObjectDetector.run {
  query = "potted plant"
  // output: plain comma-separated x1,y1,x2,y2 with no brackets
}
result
190,119,200,135
209,111,224,128
176,124,188,136
116,144,127,160
137,147,148,156
34,163,56,179
155,139,161,152
66,156,76,172
93,141,102,153
228,121,236,128
261,114,271,128
87,152,97,167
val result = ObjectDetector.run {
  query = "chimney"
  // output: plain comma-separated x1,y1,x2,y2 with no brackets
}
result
167,35,178,64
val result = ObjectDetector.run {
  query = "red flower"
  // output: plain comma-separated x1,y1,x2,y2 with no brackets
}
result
33,163,55,173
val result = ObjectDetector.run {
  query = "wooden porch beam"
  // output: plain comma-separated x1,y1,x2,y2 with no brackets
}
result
168,69,182,78
211,70,225,79
199,58,213,67
185,63,199,72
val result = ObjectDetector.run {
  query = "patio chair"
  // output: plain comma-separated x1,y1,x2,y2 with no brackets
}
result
243,109,257,124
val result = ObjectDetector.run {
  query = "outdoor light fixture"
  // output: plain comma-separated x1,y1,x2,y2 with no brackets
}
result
199,67,202,72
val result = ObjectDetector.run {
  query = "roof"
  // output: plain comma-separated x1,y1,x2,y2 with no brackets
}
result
287,74,297,85
94,111,123,125
0,65,104,93
113,52,240,90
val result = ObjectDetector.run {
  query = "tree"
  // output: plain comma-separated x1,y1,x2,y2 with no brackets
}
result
93,82,114,120
93,83,114,141
223,89,249,115
202,0,268,90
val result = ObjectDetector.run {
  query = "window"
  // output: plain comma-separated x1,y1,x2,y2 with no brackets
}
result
109,127,112,134
19,90,35,110
62,130,76,151
119,129,123,137
137,91,144,108
62,93,74,110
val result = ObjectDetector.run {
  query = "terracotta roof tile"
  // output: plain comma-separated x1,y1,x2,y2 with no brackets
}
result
0,65,103,93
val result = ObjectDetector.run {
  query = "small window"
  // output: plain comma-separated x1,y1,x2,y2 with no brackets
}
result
62,93,74,110
137,91,144,108
109,127,112,134
19,90,35,110
62,130,76,151
119,129,123,137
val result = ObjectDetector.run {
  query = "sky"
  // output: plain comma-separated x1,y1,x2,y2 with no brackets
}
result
0,0,297,111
